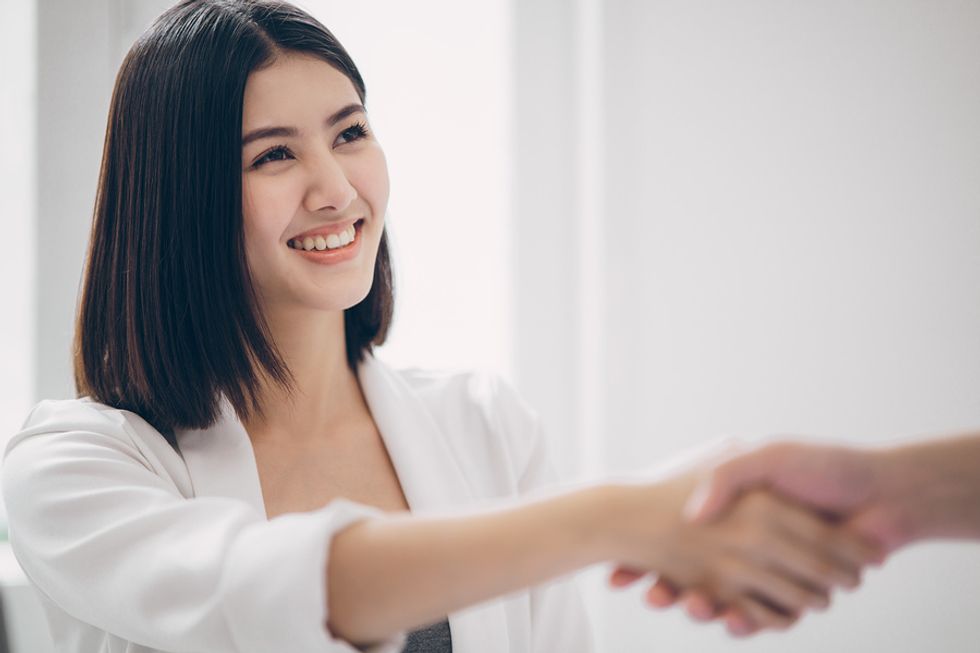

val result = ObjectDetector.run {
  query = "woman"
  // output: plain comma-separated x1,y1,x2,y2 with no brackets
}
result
0,1,879,651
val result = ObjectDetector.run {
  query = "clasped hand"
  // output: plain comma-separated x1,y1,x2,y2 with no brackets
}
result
602,443,884,637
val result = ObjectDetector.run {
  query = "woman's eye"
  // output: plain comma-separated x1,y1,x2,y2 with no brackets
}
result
251,145,293,168
336,121,369,145
249,123,368,169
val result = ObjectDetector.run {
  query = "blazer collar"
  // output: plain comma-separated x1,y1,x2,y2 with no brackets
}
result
176,354,512,652
356,353,480,513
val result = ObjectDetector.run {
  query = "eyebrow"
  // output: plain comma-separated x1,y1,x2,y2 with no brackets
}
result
241,103,366,148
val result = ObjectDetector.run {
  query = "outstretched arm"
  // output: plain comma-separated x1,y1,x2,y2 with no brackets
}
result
3,402,874,651
327,459,877,646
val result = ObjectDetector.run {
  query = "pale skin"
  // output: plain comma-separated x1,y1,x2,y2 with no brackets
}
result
239,52,880,648
610,435,980,636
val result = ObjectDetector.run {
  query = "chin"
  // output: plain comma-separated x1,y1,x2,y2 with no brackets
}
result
313,278,375,312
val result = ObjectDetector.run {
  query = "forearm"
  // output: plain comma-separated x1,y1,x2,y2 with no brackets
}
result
325,484,614,645
877,432,980,542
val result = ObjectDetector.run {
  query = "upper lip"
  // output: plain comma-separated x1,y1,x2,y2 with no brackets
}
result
289,218,362,242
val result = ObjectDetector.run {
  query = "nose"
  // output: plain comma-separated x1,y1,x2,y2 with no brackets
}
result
303,148,357,213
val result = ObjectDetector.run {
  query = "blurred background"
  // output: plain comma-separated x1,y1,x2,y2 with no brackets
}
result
1,0,979,651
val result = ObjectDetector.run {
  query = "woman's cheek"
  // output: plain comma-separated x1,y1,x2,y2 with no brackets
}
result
350,146,390,216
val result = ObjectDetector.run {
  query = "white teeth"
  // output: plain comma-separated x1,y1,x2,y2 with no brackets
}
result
292,223,358,252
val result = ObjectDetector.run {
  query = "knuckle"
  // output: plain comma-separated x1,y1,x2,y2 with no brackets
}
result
762,440,794,463
740,490,771,517
733,524,761,550
716,554,743,579
831,531,860,552
813,557,837,580
781,587,810,612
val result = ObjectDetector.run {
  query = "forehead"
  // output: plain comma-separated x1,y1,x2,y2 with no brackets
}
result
242,54,360,128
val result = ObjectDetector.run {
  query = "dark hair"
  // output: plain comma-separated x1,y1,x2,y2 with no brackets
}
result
74,0,394,446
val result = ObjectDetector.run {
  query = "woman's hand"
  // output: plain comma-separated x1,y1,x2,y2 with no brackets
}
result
601,466,881,634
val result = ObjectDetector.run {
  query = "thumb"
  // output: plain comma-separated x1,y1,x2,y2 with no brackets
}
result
846,507,904,561
684,445,780,523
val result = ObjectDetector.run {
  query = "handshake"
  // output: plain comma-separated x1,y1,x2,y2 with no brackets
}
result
600,434,980,637
323,432,980,646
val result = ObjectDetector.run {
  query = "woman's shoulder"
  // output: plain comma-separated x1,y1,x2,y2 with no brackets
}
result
14,397,151,440
375,360,544,475
388,363,539,428
5,397,175,467
19,396,134,432
3,397,194,506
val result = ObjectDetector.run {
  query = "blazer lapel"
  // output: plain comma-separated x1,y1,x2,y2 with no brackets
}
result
175,397,268,518
358,354,513,653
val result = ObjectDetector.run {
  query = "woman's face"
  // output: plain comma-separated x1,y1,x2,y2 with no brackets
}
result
241,54,389,315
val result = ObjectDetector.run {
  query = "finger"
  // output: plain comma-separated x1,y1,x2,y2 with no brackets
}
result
644,577,680,608
682,590,720,621
725,596,797,636
827,529,884,575
776,510,877,587
684,445,784,523
609,567,646,588
739,533,839,599
725,594,799,637
729,559,827,615
847,508,898,562
719,604,756,637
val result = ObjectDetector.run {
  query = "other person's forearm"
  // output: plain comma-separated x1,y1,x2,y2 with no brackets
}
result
875,432,980,543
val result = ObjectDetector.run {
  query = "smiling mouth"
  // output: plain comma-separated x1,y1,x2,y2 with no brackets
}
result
288,219,362,252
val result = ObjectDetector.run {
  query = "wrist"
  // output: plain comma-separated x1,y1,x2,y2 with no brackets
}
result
586,480,678,566
874,436,980,543
569,483,619,563
572,483,626,563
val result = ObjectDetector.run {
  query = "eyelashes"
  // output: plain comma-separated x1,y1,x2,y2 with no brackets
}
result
249,121,371,169
338,121,369,145
251,145,294,168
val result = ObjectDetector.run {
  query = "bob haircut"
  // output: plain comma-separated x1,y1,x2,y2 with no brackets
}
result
74,0,394,446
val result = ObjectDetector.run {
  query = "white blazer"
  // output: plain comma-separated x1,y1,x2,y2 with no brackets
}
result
1,354,595,653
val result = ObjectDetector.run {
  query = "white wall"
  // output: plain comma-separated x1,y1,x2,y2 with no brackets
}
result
591,2,980,651
0,0,37,488
302,0,515,380
33,0,117,402
0,0,44,649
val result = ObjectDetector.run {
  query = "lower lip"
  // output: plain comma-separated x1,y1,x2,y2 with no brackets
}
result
291,222,363,265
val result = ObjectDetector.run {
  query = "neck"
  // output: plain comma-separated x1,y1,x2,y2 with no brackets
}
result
245,304,366,442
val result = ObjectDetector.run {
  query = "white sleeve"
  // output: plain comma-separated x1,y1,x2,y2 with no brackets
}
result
492,380,597,653
1,402,407,653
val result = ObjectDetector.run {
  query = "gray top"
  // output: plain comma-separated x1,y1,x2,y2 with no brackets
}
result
401,618,452,653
